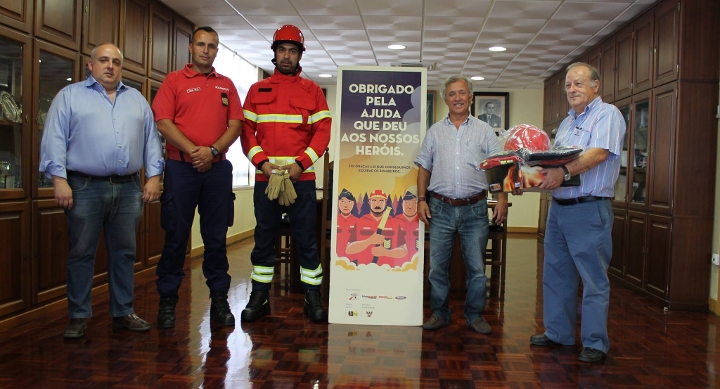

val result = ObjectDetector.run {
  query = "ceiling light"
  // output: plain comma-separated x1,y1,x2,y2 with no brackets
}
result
388,44,406,50
66,78,72,81
319,74,332,78
489,46,507,52
471,76,485,81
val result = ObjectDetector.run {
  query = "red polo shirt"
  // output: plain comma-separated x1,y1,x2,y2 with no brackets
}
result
152,64,244,152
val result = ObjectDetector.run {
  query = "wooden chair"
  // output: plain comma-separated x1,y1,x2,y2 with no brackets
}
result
485,217,507,297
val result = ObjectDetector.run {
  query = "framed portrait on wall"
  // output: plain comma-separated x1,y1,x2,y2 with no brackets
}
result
471,92,509,134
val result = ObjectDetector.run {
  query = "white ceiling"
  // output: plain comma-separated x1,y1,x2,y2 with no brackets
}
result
162,0,658,89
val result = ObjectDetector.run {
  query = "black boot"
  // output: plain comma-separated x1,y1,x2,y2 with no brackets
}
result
304,290,328,323
209,291,236,326
241,290,270,322
157,295,178,328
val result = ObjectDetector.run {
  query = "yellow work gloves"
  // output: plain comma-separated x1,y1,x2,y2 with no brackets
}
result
278,174,297,206
265,170,284,200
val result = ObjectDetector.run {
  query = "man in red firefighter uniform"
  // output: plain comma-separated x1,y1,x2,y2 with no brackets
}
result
240,25,332,322
346,190,406,266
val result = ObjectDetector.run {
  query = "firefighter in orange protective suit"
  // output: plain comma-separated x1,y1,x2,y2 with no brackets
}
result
240,25,332,323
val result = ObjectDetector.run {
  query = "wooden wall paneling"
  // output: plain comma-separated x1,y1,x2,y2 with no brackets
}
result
81,0,120,56
542,81,553,126
653,0,679,86
647,83,676,214
553,75,566,123
627,91,651,212
633,12,654,93
587,46,602,75
173,17,193,71
149,1,172,81
613,97,632,207
0,0,32,33
119,0,148,76
34,0,82,51
0,200,29,318
615,25,634,100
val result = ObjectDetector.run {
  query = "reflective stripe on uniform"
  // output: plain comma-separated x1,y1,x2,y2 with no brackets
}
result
300,264,323,286
255,113,303,124
304,147,319,164
251,265,274,283
247,146,263,161
243,109,258,122
308,110,331,124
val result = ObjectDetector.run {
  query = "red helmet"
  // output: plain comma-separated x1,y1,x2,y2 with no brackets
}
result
504,124,551,152
272,25,305,52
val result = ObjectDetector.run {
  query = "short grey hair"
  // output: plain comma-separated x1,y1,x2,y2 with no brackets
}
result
90,44,124,63
441,75,473,99
566,62,600,82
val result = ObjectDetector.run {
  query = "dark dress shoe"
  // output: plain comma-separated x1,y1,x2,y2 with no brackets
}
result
422,314,449,330
64,318,87,339
112,313,151,332
468,317,491,334
579,347,606,363
530,333,561,346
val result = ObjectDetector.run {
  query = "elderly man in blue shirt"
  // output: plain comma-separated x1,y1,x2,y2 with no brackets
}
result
529,62,626,363
40,43,165,339
415,75,508,334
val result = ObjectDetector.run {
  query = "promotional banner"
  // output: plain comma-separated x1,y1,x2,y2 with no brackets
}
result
329,67,426,325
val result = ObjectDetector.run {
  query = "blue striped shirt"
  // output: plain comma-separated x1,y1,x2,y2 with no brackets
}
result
414,115,501,198
552,97,626,199
40,76,164,179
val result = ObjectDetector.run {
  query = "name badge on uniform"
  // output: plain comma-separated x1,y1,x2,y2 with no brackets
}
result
221,92,228,106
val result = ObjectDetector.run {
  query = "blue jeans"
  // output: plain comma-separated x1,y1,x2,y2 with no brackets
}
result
65,173,144,318
542,199,613,353
155,159,234,297
427,195,489,325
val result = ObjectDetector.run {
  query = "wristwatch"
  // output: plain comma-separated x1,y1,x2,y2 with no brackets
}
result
417,196,426,202
560,165,571,181
209,146,219,157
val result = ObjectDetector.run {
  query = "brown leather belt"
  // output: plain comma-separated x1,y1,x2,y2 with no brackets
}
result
431,191,487,206
167,149,226,163
553,196,611,206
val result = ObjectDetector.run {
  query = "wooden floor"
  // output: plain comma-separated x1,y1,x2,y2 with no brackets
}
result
2,235,720,388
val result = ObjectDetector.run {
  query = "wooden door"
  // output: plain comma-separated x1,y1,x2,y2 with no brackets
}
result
32,199,69,304
627,91,651,211
614,25,633,101
552,76,566,123
601,39,615,102
173,17,193,71
613,98,631,206
647,83,676,214
0,0,32,33
149,1,172,81
34,0,82,51
32,40,80,199
608,207,626,277
644,213,671,299
633,12,654,94
81,0,120,56
119,0,148,76
587,46,602,76
0,200,29,317
625,210,646,287
0,27,32,202
543,81,553,126
537,192,549,242
654,0,679,86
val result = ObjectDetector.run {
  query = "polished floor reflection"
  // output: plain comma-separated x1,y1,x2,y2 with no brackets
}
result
2,235,720,388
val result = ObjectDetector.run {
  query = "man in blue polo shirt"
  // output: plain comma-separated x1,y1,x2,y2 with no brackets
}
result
529,62,626,363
